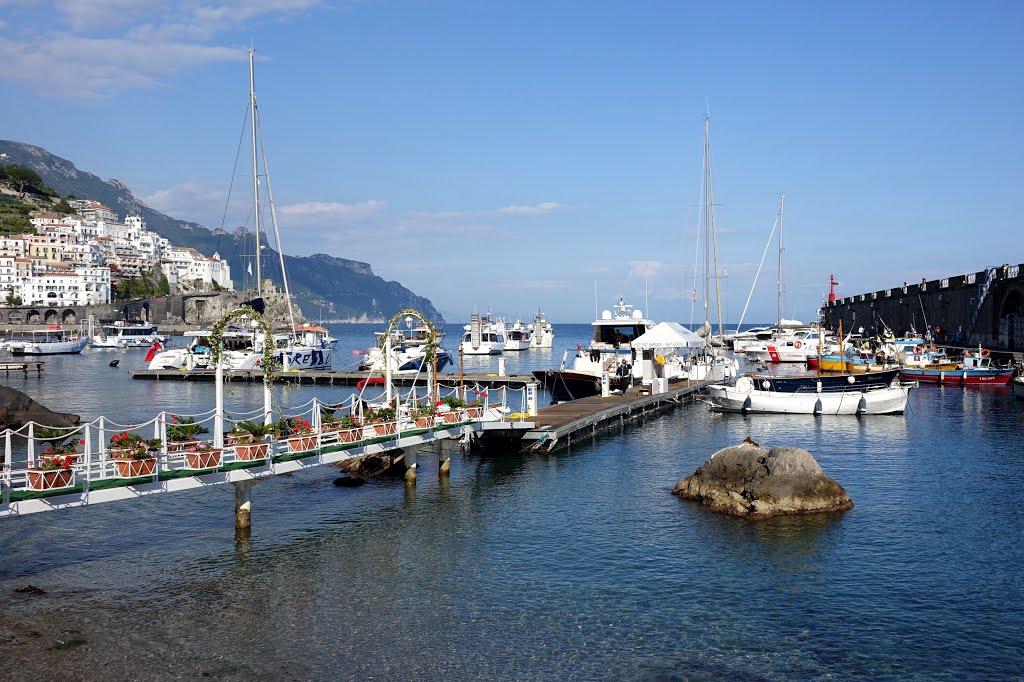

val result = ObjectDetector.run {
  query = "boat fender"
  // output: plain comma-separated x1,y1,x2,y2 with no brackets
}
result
857,395,867,414
794,341,803,349
816,380,822,393
962,372,968,383
655,354,665,366
814,398,823,415
980,348,991,358
742,396,752,412
939,371,945,382
847,375,855,384
761,380,771,390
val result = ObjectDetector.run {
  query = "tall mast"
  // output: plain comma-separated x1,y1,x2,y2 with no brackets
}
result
703,115,711,330
776,194,785,334
249,48,262,297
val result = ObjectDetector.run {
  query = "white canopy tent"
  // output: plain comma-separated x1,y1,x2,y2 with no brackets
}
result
631,322,701,351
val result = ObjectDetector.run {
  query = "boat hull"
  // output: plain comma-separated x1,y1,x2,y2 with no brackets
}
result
899,367,1015,386
532,369,602,402
744,369,900,392
9,338,88,355
1013,377,1024,399
707,380,910,415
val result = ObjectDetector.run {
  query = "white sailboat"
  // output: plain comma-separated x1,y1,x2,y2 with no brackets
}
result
149,49,334,372
689,114,738,382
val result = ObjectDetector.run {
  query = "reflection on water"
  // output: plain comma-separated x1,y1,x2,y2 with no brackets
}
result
0,328,1022,678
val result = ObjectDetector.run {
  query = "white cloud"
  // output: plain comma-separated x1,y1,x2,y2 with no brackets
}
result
278,200,385,224
0,1,326,98
627,260,674,280
141,181,229,224
412,201,568,220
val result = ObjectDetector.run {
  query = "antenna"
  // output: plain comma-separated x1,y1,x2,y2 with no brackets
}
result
594,280,598,321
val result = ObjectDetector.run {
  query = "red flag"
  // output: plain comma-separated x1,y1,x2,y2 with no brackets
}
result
144,338,163,363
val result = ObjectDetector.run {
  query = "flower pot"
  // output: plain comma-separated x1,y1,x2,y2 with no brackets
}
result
113,458,156,477
184,449,222,469
440,411,461,424
286,435,317,452
26,468,74,490
167,440,200,453
234,441,269,461
415,416,435,429
372,421,397,437
336,427,362,443
464,407,484,419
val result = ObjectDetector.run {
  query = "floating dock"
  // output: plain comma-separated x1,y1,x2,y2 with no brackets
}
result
130,368,537,388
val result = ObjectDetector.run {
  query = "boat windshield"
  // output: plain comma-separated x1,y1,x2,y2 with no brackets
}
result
593,324,645,346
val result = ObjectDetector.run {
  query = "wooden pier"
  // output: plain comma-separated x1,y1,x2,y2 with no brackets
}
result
514,379,711,452
0,361,44,376
129,368,537,388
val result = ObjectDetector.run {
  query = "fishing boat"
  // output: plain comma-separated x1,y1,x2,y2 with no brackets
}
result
461,313,505,355
92,319,166,349
8,327,88,355
706,375,911,415
503,319,533,351
899,347,1015,385
741,368,901,392
529,310,554,348
532,297,652,402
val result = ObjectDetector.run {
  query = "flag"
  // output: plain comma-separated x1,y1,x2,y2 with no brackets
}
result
144,338,163,363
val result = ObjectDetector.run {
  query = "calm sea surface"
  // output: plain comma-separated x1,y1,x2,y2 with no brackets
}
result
1,323,1022,680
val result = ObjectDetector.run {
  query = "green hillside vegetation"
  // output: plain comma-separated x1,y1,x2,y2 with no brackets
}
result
114,268,171,300
0,163,74,235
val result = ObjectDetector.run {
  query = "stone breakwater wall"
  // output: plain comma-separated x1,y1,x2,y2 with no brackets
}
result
821,263,1024,352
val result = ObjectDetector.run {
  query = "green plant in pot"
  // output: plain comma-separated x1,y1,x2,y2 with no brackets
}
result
167,416,210,442
230,420,274,461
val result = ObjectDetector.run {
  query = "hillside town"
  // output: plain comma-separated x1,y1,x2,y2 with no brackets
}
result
0,199,232,308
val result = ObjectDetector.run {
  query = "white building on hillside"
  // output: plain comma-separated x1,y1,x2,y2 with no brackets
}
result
161,247,232,291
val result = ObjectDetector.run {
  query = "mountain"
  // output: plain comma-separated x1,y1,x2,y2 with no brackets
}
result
0,140,442,322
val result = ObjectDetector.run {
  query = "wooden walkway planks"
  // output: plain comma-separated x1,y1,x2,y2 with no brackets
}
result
519,379,710,451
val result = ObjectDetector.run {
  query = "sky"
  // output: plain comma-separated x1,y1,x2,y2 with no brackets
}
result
1,1,1022,324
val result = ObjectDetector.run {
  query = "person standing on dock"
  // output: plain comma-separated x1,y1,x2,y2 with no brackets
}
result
616,358,632,393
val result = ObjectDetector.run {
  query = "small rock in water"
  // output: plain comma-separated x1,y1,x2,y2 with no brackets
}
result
672,441,852,518
333,476,366,488
15,585,45,595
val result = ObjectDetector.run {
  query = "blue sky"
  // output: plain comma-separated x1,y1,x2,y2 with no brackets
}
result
1,1,1022,324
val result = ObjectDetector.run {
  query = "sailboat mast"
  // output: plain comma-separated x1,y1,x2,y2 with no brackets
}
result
776,194,785,335
703,115,711,329
249,48,262,297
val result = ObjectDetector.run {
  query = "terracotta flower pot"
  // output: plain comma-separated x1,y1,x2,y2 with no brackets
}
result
286,435,317,452
372,421,397,437
336,427,362,443
464,407,484,419
415,416,435,429
26,468,74,490
113,458,156,477
234,441,269,461
440,411,461,424
184,449,222,469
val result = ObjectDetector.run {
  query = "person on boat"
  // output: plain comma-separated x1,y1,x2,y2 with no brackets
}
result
616,359,632,392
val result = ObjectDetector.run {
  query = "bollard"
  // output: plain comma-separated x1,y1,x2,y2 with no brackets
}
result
497,356,506,376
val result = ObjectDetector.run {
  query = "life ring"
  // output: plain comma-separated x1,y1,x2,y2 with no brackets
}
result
794,341,803,349
913,345,923,354
980,348,991,358
654,354,665,365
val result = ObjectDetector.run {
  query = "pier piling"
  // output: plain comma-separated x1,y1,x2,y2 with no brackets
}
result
233,480,257,540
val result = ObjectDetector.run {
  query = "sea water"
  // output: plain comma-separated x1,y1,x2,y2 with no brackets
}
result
0,323,1021,679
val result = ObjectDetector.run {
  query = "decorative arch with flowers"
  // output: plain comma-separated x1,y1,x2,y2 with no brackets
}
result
208,305,279,387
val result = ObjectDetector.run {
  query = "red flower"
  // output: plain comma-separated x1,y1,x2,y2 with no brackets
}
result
78,439,85,445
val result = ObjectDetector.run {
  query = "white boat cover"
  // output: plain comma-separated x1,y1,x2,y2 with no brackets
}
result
631,322,701,350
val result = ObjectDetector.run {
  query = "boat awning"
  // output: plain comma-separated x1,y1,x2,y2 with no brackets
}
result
631,322,701,350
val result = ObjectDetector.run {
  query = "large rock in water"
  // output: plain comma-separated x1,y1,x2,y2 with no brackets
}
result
0,385,80,430
672,442,852,518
